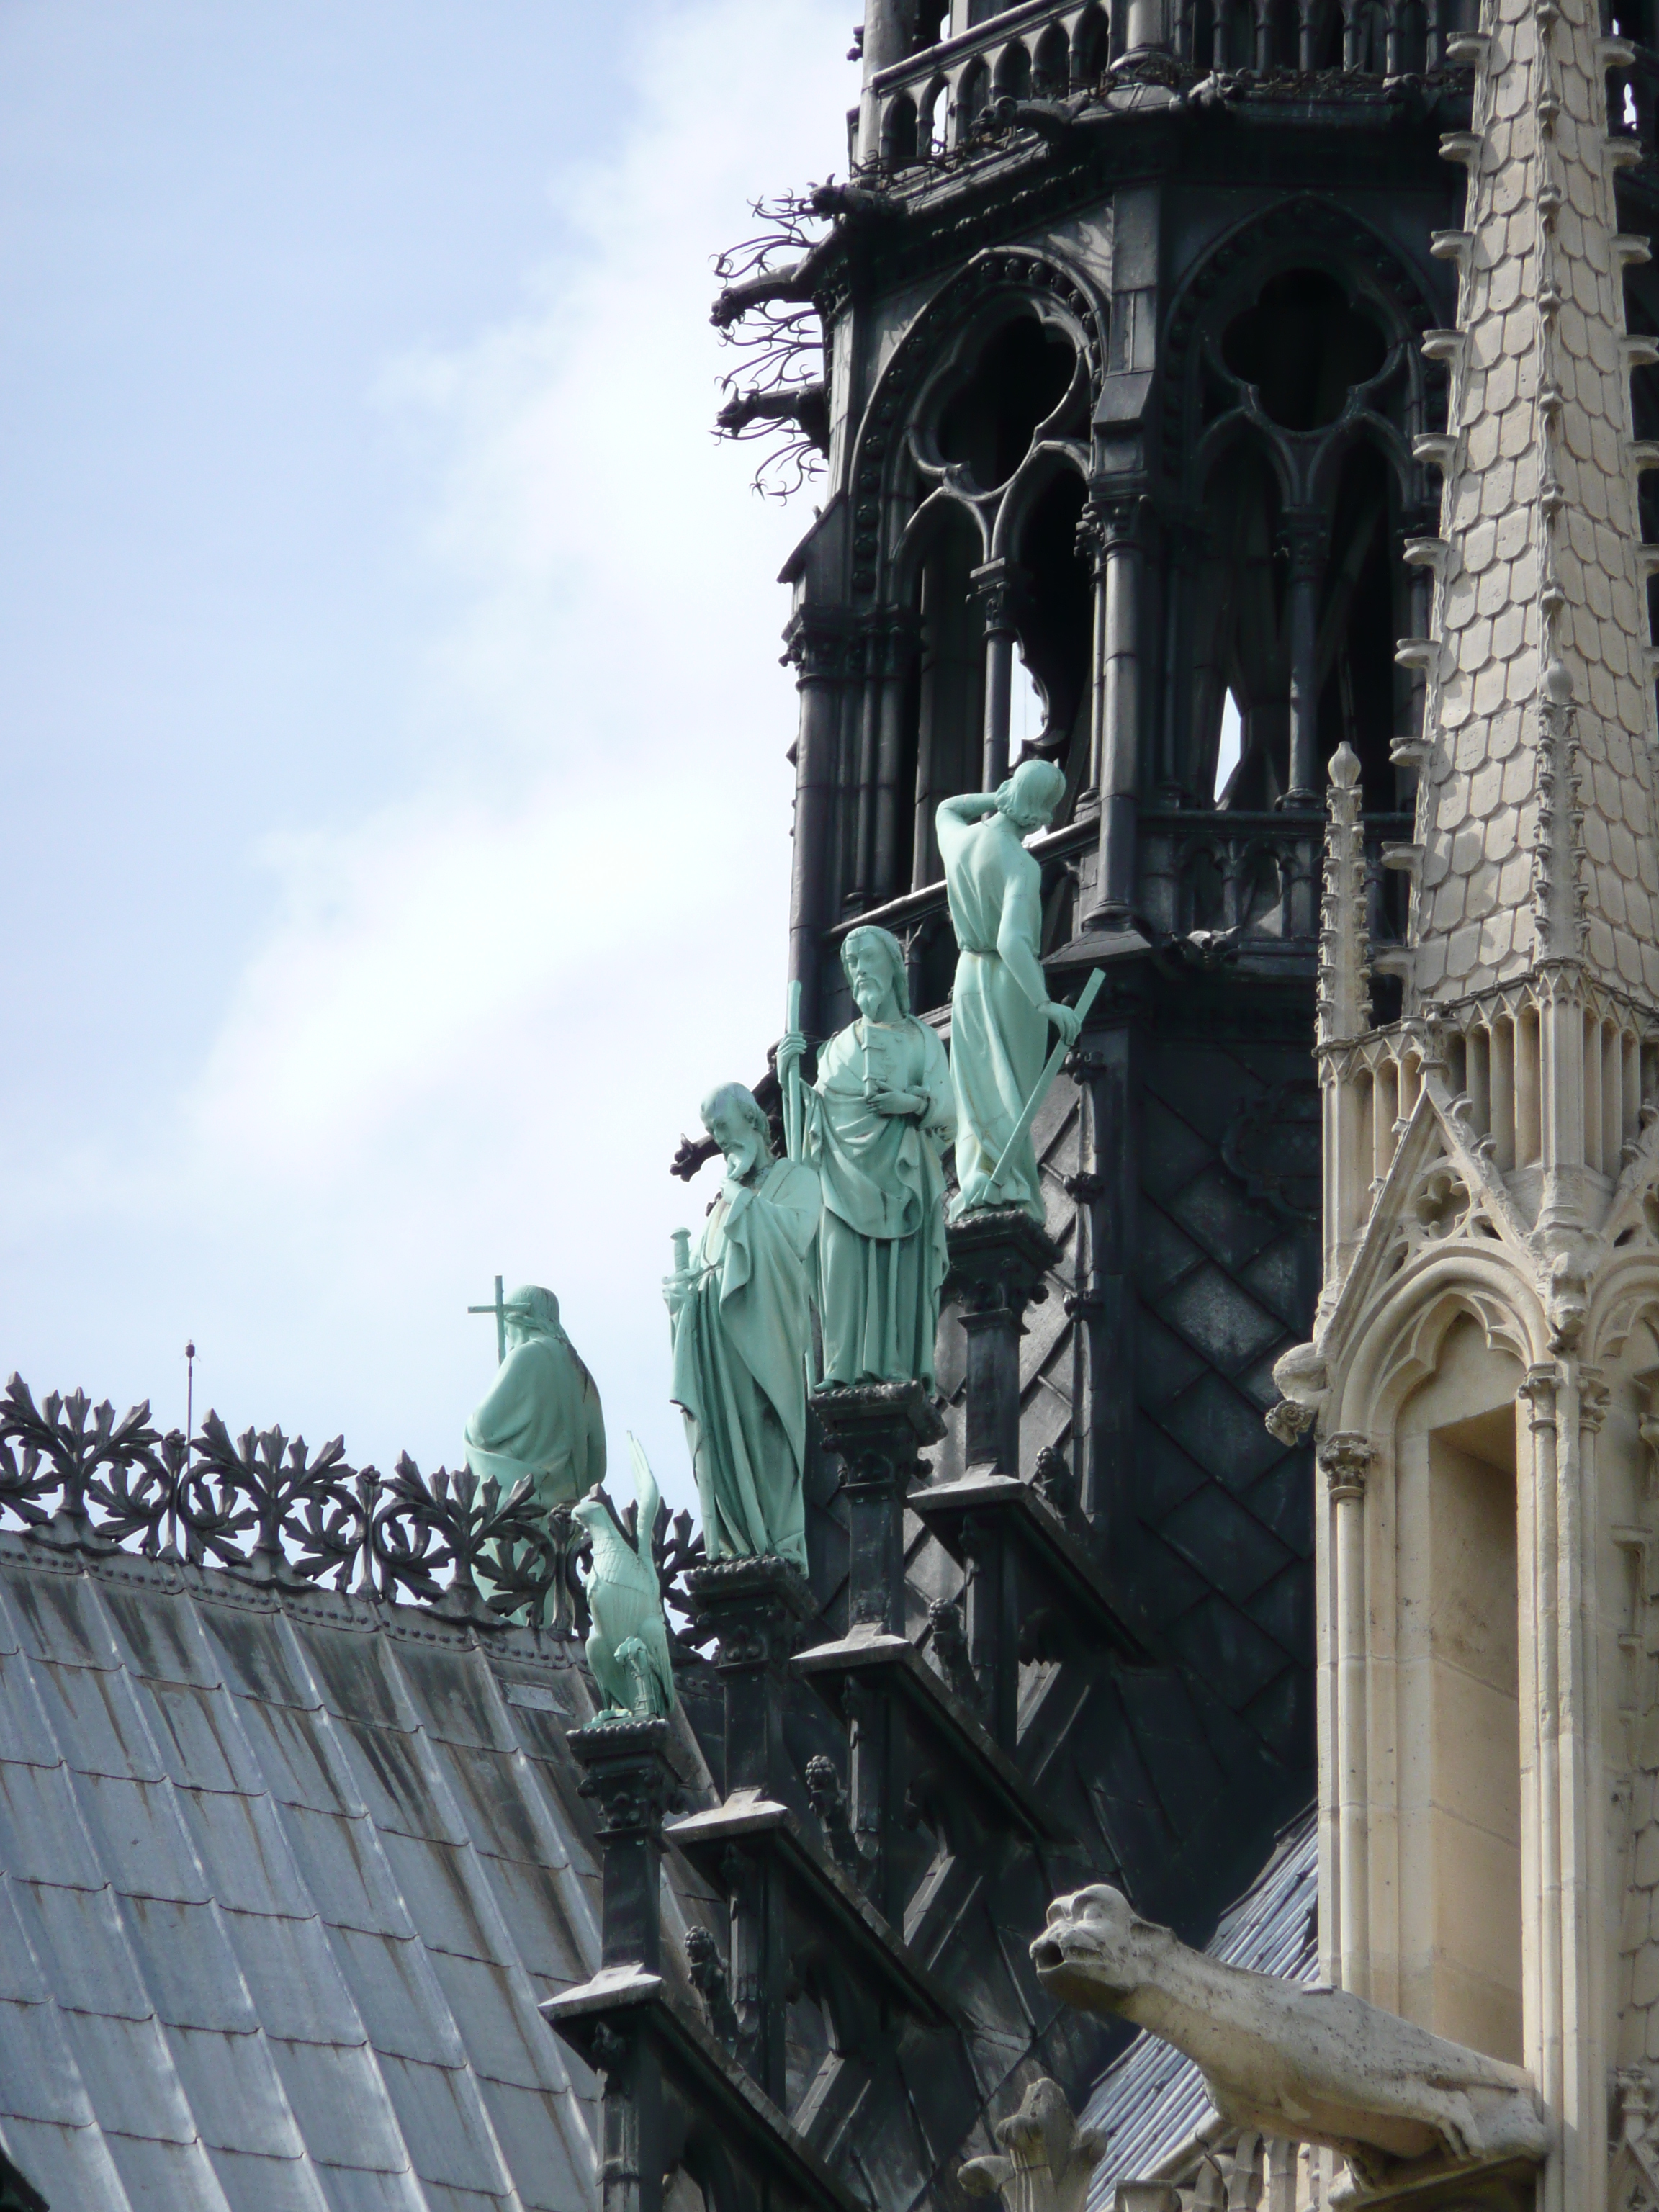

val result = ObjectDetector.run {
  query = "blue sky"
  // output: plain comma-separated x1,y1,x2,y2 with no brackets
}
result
0,0,852,1512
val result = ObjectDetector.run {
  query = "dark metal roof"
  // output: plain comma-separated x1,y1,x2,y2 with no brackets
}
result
1080,1804,1318,2205
0,1537,719,2212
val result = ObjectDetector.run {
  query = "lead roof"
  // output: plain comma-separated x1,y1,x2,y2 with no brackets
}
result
0,1537,724,2212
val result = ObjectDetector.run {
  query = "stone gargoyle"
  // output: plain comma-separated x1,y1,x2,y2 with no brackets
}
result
1030,1887,1549,2190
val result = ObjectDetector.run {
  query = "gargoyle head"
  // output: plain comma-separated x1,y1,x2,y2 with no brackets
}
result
1028,1886,1148,2014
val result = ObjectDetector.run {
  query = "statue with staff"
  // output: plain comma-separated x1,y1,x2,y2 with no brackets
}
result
937,761,1100,1221
777,926,954,1393
462,1282,606,1508
664,1082,819,1571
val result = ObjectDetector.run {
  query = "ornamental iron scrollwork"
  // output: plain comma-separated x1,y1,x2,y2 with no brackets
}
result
0,1372,705,1642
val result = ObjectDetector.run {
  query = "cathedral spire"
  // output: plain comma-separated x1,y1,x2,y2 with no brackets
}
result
1402,0,1659,1008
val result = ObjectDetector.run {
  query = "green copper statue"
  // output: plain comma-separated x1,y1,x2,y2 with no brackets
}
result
938,761,1081,1222
573,1437,676,1722
778,926,953,1392
463,1285,606,1506
665,1083,819,1571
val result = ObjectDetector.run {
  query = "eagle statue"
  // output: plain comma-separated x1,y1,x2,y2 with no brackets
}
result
573,1434,677,1721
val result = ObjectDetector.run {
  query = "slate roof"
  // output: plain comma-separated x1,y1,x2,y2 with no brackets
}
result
1080,1803,1318,2206
0,1535,720,2212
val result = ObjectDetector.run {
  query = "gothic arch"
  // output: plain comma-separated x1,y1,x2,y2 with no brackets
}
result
1161,197,1440,490
1332,1255,1546,1439
1587,1257,1659,1370
1164,200,1442,809
846,245,1107,598
989,436,1091,561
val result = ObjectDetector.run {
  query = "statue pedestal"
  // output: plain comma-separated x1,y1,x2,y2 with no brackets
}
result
569,1716,677,1974
547,1718,863,2212
797,1378,1065,1913
811,1380,945,1634
804,1382,945,1920
680,1530,956,2104
944,1206,1060,1479
685,1554,816,1804
938,1209,1061,1745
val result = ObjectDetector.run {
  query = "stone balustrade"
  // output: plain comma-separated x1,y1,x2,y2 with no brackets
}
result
866,0,1482,173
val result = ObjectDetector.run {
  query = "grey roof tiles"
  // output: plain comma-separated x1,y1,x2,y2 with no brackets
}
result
0,1539,633,2212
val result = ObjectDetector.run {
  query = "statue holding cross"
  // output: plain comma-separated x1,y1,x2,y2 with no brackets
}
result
463,1282,606,1509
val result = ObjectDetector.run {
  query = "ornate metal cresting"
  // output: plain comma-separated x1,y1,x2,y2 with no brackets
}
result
0,1372,706,1637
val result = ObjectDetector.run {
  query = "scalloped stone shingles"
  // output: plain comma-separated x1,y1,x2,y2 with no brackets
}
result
1411,0,1659,1003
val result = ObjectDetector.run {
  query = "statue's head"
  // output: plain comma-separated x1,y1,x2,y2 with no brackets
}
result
700,1082,774,1184
1028,1884,1148,2014
841,925,909,1024
502,1285,562,1351
571,1483,610,1547
996,757,1067,835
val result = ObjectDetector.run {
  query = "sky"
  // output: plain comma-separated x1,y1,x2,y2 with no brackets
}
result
0,0,854,1516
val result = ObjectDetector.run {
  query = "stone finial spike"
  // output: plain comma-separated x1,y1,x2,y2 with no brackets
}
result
1400,0,1659,1007
960,2077,1107,2212
1318,742,1370,1047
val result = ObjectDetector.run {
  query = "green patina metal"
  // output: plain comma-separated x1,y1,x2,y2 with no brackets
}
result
780,924,953,1393
938,762,1080,1223
665,1083,817,1571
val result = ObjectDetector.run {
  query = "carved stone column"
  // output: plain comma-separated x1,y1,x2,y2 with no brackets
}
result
1081,494,1143,926
785,609,855,1034
872,611,922,903
1282,513,1326,809
972,558,1030,791
1321,1431,1372,1997
1519,1359,1564,2163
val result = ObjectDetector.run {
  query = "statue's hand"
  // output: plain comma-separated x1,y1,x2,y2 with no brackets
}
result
1045,999,1083,1048
867,1086,922,1118
662,1271,694,1317
777,1028,808,1075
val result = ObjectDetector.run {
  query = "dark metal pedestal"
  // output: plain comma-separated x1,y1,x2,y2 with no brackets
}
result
937,1208,1064,1745
544,1715,860,2212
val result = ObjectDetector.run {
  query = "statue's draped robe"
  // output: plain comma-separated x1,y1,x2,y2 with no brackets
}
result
670,1156,819,1570
938,809,1049,1220
463,1332,606,1507
806,1017,953,1390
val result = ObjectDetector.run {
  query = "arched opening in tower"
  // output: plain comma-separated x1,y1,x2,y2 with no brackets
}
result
1194,438,1287,810
935,315,1076,492
1009,468,1090,786
1220,268,1386,432
1318,439,1406,811
906,504,985,890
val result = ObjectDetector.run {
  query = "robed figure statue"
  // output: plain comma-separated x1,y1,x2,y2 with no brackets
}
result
665,1083,819,1571
938,760,1081,1221
778,926,953,1393
462,1285,606,1507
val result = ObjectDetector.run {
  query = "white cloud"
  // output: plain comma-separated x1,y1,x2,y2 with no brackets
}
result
1,0,853,1515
